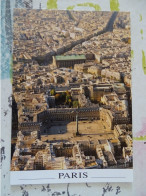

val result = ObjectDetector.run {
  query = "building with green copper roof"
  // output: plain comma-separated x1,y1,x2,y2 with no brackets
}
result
53,54,86,68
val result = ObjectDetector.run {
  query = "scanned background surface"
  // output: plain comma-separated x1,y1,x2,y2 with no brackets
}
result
1,0,146,195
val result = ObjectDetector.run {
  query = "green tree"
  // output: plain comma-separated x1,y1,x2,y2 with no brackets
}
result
50,89,55,96
66,90,71,96
68,98,72,107
65,95,70,103
73,101,79,108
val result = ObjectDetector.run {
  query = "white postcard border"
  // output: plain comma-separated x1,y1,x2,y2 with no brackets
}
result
10,169,133,185
9,9,133,186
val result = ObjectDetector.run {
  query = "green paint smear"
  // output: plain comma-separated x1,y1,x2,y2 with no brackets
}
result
140,29,143,35
142,50,146,75
139,14,142,22
47,0,57,9
110,0,120,11
67,5,75,10
133,136,146,141
77,3,101,11
141,30,143,40
131,50,134,59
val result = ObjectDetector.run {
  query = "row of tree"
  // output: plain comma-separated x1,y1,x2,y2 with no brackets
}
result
50,89,79,108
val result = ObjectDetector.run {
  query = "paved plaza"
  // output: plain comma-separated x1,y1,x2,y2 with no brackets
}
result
41,120,115,142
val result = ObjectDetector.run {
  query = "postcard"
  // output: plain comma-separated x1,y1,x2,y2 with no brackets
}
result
10,9,133,185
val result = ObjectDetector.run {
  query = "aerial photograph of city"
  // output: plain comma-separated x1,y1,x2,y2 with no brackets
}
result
11,9,132,171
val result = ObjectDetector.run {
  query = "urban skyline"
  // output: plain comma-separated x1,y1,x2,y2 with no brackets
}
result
11,9,132,171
